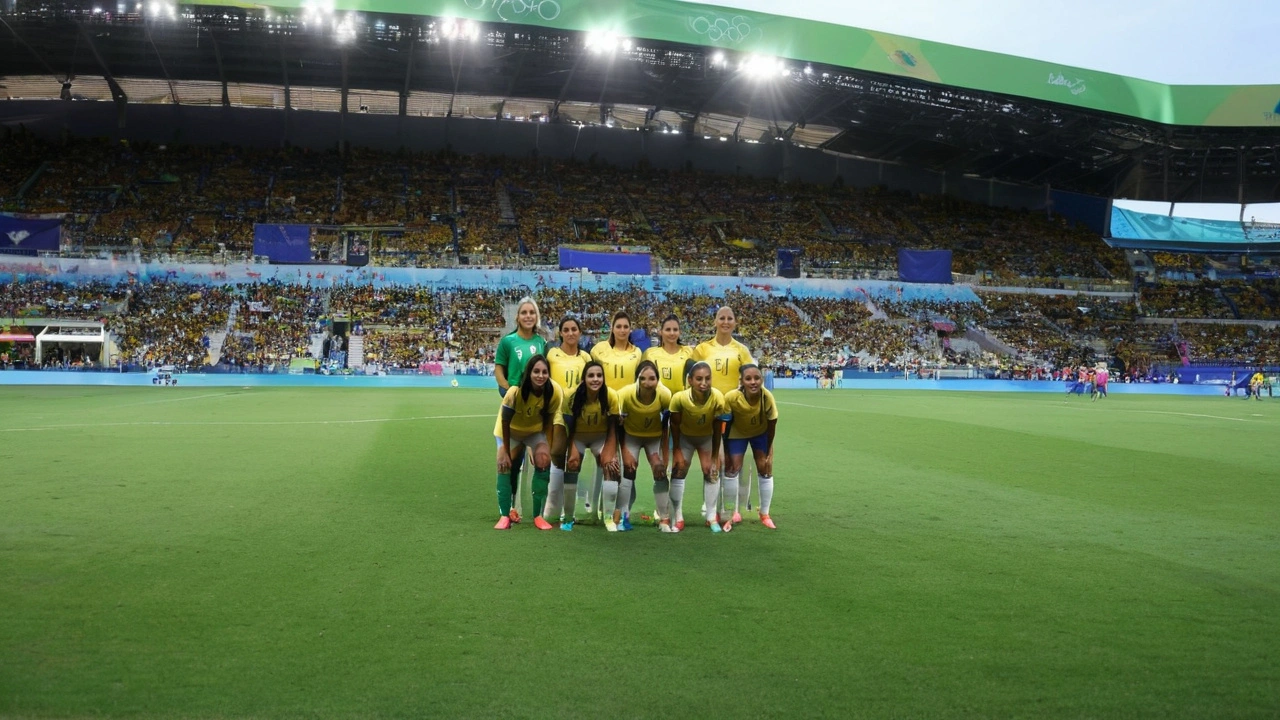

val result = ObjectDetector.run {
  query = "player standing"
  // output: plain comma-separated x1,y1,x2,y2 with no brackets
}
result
693,305,754,523
590,311,644,519
493,297,547,524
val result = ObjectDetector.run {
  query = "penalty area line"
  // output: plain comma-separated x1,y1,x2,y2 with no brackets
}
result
0,413,493,433
1056,403,1250,422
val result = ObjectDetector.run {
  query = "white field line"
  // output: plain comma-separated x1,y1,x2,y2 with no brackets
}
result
0,413,493,433
114,391,242,407
784,400,1253,423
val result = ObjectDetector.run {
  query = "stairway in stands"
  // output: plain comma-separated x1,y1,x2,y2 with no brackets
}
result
496,182,517,224
347,335,365,369
205,300,238,365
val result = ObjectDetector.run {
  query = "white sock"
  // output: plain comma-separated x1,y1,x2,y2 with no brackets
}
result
721,473,740,521
670,477,686,522
759,475,774,516
617,477,634,515
703,480,719,523
546,464,565,519
602,479,619,519
653,479,671,521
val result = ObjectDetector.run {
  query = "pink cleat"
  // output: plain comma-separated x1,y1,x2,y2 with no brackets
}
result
760,514,777,530
534,516,554,531
722,521,733,533
508,509,521,524
494,516,512,530
675,519,685,532
731,511,743,524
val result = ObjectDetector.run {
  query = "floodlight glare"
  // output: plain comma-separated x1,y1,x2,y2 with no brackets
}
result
585,30,622,54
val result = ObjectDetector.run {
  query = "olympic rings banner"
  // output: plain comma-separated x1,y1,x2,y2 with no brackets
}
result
198,0,1280,127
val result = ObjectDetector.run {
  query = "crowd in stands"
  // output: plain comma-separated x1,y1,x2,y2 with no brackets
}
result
2,276,1278,375
1,131,1131,280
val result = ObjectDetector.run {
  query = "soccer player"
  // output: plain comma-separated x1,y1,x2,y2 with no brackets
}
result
547,316,591,392
723,364,779,531
644,314,695,397
493,297,547,524
1094,364,1109,400
493,355,563,530
669,360,725,533
1250,369,1265,401
544,361,620,531
693,305,755,520
590,311,644,517
546,315,593,522
615,360,672,533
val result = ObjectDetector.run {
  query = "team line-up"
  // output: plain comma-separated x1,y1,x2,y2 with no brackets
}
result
492,298,778,534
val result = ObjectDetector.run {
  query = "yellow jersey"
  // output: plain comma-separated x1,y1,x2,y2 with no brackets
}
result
693,338,755,395
722,388,778,440
617,383,672,438
560,386,619,435
1251,372,1265,385
547,346,592,393
494,381,565,437
643,344,695,395
589,340,643,391
669,387,726,437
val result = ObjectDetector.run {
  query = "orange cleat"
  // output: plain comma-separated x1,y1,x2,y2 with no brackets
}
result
494,516,512,530
675,519,685,532
731,511,743,524
508,509,521,524
760,514,777,530
534,516,554,531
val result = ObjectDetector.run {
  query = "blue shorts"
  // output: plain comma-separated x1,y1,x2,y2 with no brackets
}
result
725,434,769,457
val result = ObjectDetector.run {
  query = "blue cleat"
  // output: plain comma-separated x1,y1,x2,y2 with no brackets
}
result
560,521,574,532
620,514,633,532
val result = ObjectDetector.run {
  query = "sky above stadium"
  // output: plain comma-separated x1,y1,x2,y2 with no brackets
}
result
692,0,1280,85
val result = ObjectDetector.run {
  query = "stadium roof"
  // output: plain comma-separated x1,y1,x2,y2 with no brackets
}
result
2,0,1279,201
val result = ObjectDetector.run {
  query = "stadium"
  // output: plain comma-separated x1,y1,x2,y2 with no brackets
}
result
2,0,1279,716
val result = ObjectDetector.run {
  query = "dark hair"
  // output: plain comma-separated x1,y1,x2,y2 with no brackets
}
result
608,311,632,348
685,360,712,399
558,315,581,336
518,354,553,423
633,359,660,402
571,361,613,419
737,362,761,393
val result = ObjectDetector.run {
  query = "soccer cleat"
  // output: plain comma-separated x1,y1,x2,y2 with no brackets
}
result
494,516,512,530
760,514,777,530
675,519,685,532
604,518,619,532
534,516,554,531
732,511,743,524
560,521,574,532
621,514,633,532
710,521,722,533
508,509,521,524
722,521,733,533
659,520,678,533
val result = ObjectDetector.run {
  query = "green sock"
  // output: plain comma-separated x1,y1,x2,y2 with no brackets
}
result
497,472,513,515
531,468,550,520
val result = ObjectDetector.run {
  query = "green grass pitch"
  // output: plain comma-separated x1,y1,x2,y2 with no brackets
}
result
2,386,1278,718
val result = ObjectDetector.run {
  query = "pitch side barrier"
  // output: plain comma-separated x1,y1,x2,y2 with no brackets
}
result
0,370,1228,395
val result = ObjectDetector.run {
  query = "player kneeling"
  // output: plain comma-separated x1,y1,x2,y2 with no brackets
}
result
723,364,779,531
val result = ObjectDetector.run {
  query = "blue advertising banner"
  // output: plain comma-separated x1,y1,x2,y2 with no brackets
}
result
253,224,313,263
898,249,953,284
558,248,651,275
0,214,61,257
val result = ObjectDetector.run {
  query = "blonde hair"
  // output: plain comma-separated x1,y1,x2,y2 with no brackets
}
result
512,296,545,339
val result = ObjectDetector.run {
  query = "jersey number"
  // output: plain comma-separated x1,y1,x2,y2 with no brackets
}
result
614,365,624,379
644,417,653,429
